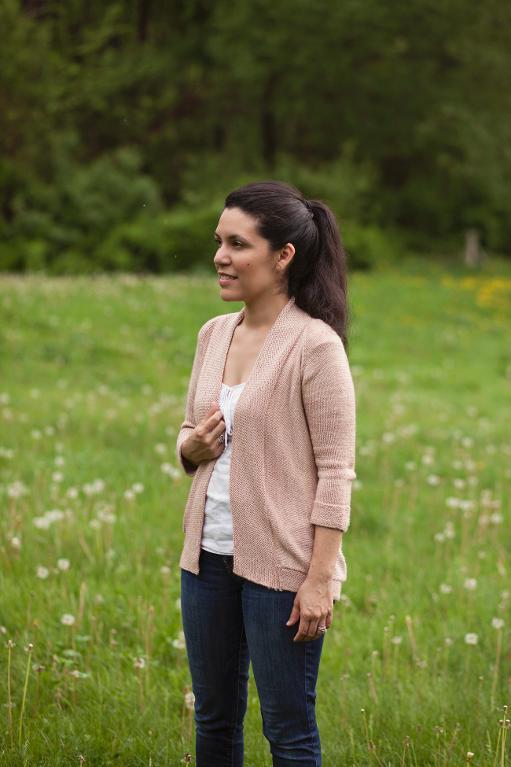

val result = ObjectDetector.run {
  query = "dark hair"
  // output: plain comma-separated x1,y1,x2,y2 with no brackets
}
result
224,179,352,353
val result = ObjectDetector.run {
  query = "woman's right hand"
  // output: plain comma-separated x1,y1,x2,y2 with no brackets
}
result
180,403,226,469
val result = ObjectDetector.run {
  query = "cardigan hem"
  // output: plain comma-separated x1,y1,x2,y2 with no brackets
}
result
179,546,344,602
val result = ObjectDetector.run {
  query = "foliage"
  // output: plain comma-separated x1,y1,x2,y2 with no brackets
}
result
0,0,510,272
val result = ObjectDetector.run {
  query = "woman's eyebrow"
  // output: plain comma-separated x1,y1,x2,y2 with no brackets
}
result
214,231,247,240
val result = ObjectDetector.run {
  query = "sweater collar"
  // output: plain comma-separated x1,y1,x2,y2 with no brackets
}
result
213,294,303,404
234,294,296,330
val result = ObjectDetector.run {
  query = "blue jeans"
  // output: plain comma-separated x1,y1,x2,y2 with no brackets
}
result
180,547,325,766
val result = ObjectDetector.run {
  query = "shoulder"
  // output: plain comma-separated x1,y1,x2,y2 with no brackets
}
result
300,316,351,381
302,316,345,353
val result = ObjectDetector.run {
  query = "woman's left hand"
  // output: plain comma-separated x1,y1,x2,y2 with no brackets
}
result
285,576,334,642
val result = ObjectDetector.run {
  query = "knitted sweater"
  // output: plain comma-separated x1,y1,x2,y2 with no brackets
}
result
176,295,357,600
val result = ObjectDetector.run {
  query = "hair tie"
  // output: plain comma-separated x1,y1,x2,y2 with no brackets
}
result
303,199,314,219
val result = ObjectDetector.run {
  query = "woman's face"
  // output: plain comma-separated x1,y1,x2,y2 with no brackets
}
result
213,206,293,302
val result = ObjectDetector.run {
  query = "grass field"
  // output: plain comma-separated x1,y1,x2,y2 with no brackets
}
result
1,257,510,766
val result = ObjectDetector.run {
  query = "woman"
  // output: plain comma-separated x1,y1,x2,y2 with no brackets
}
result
176,180,357,767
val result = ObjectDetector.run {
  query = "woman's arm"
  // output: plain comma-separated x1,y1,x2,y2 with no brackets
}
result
300,324,357,576
175,319,215,475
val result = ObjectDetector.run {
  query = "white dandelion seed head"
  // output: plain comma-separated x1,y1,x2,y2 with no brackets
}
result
57,558,70,571
464,632,478,645
184,691,195,710
33,512,50,527
172,631,186,650
464,578,477,591
36,566,49,579
492,618,504,630
61,613,75,626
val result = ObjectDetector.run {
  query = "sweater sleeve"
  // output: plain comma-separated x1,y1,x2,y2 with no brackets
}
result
175,318,215,476
301,323,357,532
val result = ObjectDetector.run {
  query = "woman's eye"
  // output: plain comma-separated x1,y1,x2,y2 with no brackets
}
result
214,239,243,248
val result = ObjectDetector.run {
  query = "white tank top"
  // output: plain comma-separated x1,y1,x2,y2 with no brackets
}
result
201,381,246,555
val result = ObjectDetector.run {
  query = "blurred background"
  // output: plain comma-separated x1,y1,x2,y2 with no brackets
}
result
1,0,510,275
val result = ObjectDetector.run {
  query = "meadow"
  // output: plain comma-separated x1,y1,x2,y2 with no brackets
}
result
1,258,510,766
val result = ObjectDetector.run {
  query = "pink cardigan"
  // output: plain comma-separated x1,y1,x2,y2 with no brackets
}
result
176,295,357,600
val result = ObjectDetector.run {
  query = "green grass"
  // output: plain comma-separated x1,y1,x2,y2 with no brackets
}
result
1,258,510,766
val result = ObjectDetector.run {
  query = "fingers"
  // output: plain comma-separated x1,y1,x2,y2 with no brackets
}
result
292,611,332,642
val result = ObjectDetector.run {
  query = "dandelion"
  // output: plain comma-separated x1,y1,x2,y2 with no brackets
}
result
184,691,195,710
66,487,79,499
440,583,452,594
391,636,402,645
10,536,21,550
61,614,75,626
52,471,64,483
32,513,49,530
155,443,167,455
134,657,146,670
82,479,105,496
8,480,29,499
97,508,116,523
464,578,477,590
161,565,171,576
132,482,144,494
57,559,70,572
161,462,181,479
36,566,49,579
124,489,136,501
173,631,186,650
464,633,478,645
427,474,441,485
444,521,455,539
445,637,453,646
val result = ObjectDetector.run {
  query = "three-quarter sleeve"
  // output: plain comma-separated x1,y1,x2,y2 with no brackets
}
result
301,324,357,532
176,319,214,476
